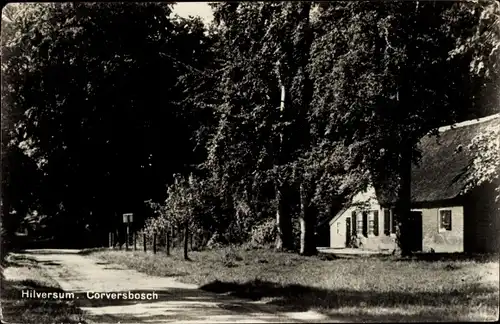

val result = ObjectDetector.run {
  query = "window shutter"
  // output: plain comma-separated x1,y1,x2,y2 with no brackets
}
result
373,211,379,236
384,209,390,235
448,211,452,230
352,211,357,235
362,212,368,237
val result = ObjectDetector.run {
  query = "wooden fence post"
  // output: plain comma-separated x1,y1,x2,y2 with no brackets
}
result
109,232,112,248
153,233,157,254
125,225,129,251
134,232,137,251
143,233,147,252
166,228,170,256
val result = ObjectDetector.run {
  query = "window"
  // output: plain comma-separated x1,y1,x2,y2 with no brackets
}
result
337,222,340,234
373,210,379,236
368,210,379,236
439,209,452,231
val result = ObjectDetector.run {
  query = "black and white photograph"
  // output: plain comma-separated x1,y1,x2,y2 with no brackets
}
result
1,1,499,323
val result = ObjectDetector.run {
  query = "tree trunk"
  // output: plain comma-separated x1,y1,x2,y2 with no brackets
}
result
273,68,294,252
177,221,182,247
183,221,189,260
275,182,293,251
281,2,315,255
171,226,175,248
395,145,414,257
299,183,317,256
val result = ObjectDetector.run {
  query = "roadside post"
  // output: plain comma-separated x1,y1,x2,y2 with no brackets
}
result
166,225,170,256
123,213,133,251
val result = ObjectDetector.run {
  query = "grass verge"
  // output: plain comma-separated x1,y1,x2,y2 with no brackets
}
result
89,246,500,322
1,254,87,324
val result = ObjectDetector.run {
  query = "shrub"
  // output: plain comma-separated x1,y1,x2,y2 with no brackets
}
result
250,218,277,246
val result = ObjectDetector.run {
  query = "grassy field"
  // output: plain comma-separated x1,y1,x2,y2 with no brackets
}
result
1,254,87,324
88,246,499,322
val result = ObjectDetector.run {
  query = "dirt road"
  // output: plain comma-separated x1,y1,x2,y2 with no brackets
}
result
8,249,336,324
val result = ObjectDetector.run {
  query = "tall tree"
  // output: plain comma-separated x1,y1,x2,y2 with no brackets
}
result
1,3,44,251
271,2,317,255
207,3,332,253
1,3,212,244
207,3,297,250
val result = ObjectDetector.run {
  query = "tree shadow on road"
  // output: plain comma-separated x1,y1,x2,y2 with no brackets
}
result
198,279,499,322
52,281,499,323
70,288,299,323
9,249,499,323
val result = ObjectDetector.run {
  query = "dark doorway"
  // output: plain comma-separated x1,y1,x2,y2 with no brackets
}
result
410,211,423,252
345,217,351,247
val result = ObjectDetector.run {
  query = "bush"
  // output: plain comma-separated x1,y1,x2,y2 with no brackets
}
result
250,218,276,246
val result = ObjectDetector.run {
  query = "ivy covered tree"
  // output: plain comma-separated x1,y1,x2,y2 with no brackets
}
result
206,3,295,250
207,2,338,254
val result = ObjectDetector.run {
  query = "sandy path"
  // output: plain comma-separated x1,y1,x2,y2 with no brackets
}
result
12,249,336,324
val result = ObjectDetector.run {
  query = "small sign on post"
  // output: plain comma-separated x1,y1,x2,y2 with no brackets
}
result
123,213,133,251
123,213,134,223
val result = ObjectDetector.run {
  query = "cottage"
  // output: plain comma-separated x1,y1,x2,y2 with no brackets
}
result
329,114,500,253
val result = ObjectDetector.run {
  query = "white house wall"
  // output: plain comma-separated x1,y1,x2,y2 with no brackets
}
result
330,185,396,250
419,206,464,253
330,207,351,248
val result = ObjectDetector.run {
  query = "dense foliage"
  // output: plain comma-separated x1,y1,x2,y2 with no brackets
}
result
465,123,500,204
2,2,498,257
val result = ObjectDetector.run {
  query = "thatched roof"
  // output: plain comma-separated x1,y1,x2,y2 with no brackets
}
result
377,114,500,205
